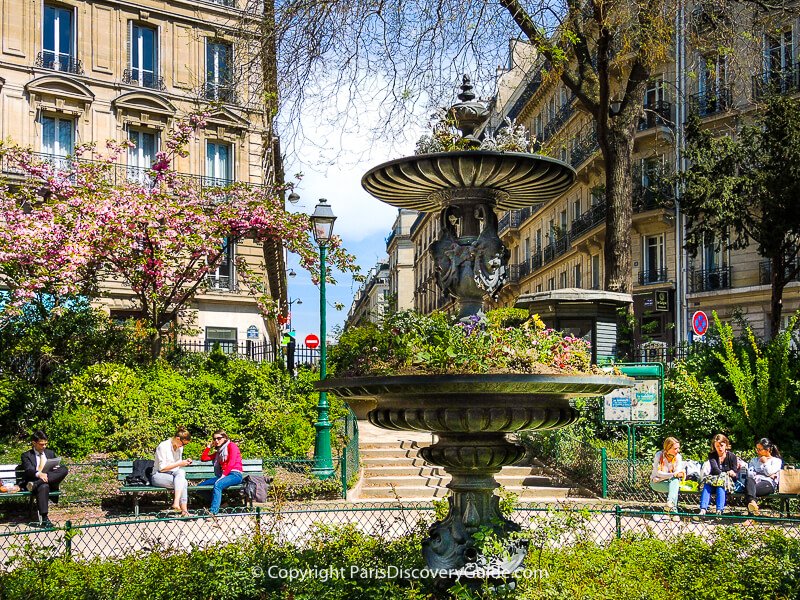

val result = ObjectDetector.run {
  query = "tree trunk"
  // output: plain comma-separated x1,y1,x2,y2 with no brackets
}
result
602,126,635,294
770,254,785,339
150,329,162,361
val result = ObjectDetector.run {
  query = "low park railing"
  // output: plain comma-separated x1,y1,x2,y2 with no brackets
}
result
1,501,800,567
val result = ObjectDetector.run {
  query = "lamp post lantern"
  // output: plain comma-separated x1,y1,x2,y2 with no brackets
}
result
286,297,302,330
310,198,336,479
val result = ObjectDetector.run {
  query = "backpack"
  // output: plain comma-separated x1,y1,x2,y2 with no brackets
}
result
241,475,272,503
125,459,154,486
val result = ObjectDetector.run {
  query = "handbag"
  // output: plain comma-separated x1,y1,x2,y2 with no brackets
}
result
779,466,800,494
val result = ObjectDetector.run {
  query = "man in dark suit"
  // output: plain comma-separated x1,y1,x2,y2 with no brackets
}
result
21,430,68,528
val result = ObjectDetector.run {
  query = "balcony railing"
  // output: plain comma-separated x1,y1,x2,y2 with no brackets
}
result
752,64,800,99
638,100,672,130
498,212,510,234
531,251,543,272
571,201,607,238
638,268,668,285
541,100,576,142
570,130,599,168
35,51,83,75
688,87,732,117
506,60,550,121
633,186,674,212
689,266,732,292
204,82,238,104
0,151,265,194
207,274,236,291
122,69,166,91
208,0,237,6
759,260,800,285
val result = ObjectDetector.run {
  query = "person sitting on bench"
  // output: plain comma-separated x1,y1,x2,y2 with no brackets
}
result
20,430,69,528
199,430,243,522
746,437,782,516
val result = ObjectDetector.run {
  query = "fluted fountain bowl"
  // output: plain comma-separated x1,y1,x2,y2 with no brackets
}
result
321,373,631,434
361,151,576,211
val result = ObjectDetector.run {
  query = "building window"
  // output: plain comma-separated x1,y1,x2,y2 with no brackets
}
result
572,198,581,221
206,41,235,103
206,141,233,186
127,23,159,89
590,186,604,206
42,5,75,72
762,30,795,93
536,284,542,293
574,263,582,288
547,277,555,291
205,326,237,353
41,115,74,170
127,129,157,183
524,237,531,262
644,77,665,106
42,115,74,157
559,271,567,288
535,229,542,252
592,254,601,290
642,234,665,283
209,238,235,290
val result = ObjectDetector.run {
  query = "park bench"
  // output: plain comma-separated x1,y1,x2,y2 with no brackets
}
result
678,464,800,517
0,463,61,521
117,459,264,516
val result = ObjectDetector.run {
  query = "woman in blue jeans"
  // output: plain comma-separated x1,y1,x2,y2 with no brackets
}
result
698,434,740,517
199,430,243,517
650,437,685,521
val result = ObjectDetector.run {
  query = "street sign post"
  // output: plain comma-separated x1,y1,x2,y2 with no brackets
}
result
304,334,320,349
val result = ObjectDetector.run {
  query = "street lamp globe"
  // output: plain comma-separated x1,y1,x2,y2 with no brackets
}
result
310,198,337,245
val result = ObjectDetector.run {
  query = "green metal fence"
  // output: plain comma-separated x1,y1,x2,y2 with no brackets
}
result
2,501,800,568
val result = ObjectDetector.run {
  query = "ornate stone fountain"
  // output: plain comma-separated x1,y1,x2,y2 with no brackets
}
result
319,77,631,581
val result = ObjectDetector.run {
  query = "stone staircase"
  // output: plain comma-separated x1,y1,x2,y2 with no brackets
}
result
354,438,582,501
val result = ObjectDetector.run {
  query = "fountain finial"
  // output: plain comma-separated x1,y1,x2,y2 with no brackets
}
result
448,75,489,146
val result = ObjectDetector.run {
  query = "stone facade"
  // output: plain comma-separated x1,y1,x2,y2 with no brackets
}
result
0,0,285,347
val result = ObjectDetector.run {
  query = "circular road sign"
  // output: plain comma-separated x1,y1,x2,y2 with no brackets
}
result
304,334,320,349
692,310,709,337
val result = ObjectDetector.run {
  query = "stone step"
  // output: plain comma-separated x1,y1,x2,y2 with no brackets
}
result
360,440,433,450
360,448,427,460
362,465,550,478
362,456,431,467
358,485,573,500
361,474,558,488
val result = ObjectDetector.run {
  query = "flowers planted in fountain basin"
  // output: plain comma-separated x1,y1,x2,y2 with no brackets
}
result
330,309,599,377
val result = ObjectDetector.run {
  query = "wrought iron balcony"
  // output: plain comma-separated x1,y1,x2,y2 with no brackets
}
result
208,0,237,5
759,260,800,285
752,64,800,99
531,251,543,272
689,266,732,292
688,87,732,118
122,69,166,91
571,201,607,238
498,212,511,234
0,151,266,196
506,60,549,121
638,100,672,130
633,186,674,212
35,51,83,75
638,268,668,285
543,244,555,265
204,82,238,104
570,130,599,168
207,274,236,291
541,100,575,142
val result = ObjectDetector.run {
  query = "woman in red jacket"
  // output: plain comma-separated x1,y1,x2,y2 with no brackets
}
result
199,430,243,515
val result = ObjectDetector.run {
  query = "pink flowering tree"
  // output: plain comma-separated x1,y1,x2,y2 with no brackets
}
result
0,114,359,358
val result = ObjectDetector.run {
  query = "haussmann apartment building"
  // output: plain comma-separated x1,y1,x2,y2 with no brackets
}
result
0,0,287,351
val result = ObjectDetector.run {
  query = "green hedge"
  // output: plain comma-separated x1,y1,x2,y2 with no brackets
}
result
2,526,799,599
32,353,347,460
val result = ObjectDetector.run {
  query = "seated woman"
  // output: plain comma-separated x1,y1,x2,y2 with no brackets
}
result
151,426,193,517
199,430,243,521
698,434,739,516
650,437,685,521
746,437,782,516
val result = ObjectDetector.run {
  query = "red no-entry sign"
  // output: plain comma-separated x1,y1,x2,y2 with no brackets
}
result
692,311,709,337
304,334,320,349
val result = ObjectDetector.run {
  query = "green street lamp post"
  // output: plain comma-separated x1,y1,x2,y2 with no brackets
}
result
311,198,336,479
